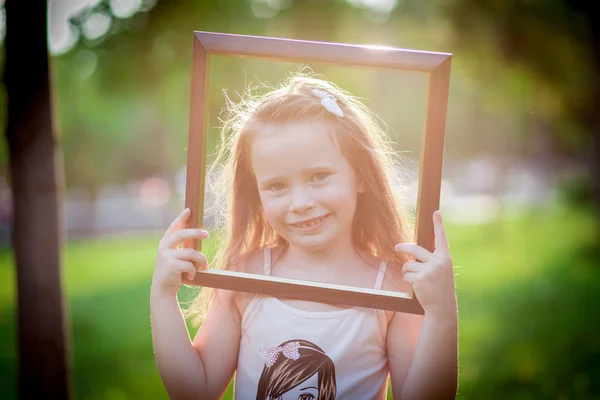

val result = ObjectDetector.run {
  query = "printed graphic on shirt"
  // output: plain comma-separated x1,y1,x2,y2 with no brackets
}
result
256,339,337,400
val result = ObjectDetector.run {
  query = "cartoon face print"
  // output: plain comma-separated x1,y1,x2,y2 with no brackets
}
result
276,372,318,400
256,339,336,400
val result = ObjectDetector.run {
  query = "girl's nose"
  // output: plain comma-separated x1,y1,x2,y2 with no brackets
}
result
289,187,315,212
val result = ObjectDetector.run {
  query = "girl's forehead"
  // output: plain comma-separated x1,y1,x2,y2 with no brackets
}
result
252,120,339,154
250,120,346,170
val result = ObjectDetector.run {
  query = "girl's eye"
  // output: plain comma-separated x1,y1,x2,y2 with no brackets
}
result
299,395,315,400
269,183,285,191
312,172,328,181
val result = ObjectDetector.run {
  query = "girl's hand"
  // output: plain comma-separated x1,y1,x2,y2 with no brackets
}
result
394,210,457,319
151,208,209,298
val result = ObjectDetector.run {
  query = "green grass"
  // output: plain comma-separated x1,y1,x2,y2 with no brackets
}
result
0,202,598,399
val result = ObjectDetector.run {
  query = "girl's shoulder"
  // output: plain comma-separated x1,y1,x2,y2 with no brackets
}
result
380,260,410,292
357,250,409,294
229,247,268,275
231,247,271,317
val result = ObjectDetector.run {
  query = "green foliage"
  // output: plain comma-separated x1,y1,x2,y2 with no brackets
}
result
2,0,583,193
0,0,594,200
438,0,596,154
557,172,596,208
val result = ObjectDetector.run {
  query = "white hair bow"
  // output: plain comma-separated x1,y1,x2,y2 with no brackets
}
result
311,89,344,117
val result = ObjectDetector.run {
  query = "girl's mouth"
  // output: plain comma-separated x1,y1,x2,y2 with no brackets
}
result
291,214,329,231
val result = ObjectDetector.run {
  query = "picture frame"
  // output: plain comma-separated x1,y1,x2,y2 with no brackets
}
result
182,31,451,315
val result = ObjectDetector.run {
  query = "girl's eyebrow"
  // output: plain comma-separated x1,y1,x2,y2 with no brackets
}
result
304,163,335,170
258,175,285,186
298,165,337,175
259,165,335,182
299,386,318,390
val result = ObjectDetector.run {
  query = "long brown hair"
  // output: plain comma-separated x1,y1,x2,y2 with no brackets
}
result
183,70,413,325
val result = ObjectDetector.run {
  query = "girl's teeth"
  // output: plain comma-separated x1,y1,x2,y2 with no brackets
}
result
297,217,324,228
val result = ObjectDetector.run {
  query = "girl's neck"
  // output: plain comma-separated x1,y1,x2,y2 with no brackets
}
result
284,235,362,272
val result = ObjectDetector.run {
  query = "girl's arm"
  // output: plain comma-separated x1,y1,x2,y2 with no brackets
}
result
389,210,459,399
387,308,458,400
151,288,241,399
151,209,242,399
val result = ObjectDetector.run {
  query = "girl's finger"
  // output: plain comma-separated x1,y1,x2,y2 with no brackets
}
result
394,242,433,262
402,260,423,275
170,259,197,280
165,229,209,249
172,248,208,268
164,208,191,239
433,210,450,255
402,272,420,284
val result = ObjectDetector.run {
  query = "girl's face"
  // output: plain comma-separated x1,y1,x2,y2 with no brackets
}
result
273,372,319,400
251,120,363,252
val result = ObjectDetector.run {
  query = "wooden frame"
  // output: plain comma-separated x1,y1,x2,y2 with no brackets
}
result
182,31,451,315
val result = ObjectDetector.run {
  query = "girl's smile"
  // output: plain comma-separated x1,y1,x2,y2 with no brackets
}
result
289,213,330,232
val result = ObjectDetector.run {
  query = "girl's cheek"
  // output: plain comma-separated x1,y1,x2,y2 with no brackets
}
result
319,184,348,201
261,197,287,217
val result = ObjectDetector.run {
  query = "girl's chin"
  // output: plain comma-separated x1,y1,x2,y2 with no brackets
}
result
293,239,330,252
287,232,339,252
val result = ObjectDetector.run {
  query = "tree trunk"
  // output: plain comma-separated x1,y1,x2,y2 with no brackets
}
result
591,25,600,243
4,1,72,399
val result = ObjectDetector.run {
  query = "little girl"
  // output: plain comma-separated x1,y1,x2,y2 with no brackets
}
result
151,73,458,400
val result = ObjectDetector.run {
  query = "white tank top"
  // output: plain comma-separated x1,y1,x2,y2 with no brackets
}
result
234,248,390,400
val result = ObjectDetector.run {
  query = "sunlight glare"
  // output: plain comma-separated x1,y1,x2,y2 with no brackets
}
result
82,11,112,40
110,0,142,19
48,0,102,54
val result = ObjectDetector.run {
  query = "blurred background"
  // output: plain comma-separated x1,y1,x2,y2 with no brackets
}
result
1,0,599,398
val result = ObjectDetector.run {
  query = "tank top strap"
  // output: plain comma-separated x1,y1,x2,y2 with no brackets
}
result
263,247,272,276
373,259,387,290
